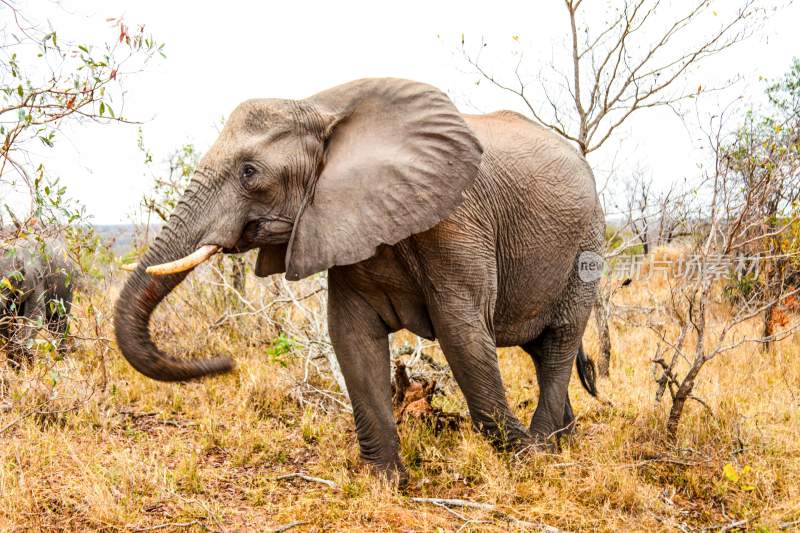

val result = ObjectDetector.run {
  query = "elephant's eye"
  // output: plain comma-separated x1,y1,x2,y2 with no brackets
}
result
241,164,257,179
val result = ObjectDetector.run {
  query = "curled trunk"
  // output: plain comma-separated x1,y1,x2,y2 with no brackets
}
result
114,192,234,381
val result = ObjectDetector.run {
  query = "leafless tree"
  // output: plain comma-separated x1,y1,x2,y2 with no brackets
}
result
617,172,696,256
649,108,800,438
654,178,695,246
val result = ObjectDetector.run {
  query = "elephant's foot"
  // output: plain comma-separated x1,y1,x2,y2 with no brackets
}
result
525,398,576,453
528,413,575,453
471,413,532,453
361,457,408,487
512,432,558,459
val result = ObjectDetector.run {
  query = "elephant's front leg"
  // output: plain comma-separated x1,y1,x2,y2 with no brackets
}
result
7,297,41,369
47,296,73,356
327,270,404,482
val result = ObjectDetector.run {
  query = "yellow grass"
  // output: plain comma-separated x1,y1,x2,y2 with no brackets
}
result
0,256,798,532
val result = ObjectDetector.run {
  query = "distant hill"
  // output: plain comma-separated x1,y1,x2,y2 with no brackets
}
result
94,224,161,255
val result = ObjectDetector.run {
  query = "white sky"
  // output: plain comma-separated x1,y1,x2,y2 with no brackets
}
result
15,0,800,223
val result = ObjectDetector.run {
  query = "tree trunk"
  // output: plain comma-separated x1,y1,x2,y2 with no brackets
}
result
761,207,783,352
230,255,246,293
666,357,705,440
225,255,247,310
593,289,612,377
762,301,775,352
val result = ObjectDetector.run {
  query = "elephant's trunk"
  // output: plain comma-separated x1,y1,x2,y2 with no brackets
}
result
113,181,234,382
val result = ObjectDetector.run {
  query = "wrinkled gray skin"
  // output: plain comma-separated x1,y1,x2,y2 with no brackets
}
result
114,78,604,481
1,239,75,367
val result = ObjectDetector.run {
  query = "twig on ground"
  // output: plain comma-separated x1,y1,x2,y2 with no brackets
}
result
0,409,36,435
274,472,337,489
272,521,307,533
131,520,201,532
296,381,352,412
436,503,469,522
545,462,578,468
715,518,747,532
536,524,567,533
412,496,564,531
411,497,495,511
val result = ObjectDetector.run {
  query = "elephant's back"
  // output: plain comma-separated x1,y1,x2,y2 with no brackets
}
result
461,110,599,242
460,111,602,344
0,238,75,287
463,111,596,207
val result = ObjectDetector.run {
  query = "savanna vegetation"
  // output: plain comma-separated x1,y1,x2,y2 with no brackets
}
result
0,244,798,531
1,1,799,532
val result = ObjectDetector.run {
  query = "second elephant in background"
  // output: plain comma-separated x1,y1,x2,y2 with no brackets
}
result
0,239,77,368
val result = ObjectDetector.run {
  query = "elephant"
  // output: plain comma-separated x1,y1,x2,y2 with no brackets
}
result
114,78,604,481
1,238,76,367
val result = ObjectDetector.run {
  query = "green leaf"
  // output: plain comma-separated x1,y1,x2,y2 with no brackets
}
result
99,102,105,116
17,85,23,97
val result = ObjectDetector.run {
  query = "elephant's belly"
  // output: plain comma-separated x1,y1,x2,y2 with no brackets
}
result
494,308,552,347
492,257,574,347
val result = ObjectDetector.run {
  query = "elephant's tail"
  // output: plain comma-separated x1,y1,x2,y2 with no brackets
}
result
576,344,597,397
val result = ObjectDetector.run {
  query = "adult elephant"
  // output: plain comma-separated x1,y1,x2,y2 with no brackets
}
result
115,78,603,481
1,238,76,367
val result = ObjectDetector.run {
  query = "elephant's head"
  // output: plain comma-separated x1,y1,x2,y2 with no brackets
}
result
114,78,483,381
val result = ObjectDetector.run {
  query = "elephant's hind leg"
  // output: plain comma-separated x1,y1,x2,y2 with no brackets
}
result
521,338,579,441
521,328,581,443
411,223,531,450
521,223,601,444
521,264,597,443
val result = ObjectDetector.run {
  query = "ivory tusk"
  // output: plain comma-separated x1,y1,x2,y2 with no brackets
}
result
120,262,138,272
145,245,221,276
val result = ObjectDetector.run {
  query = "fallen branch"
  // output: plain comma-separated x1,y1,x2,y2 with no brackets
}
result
274,472,337,490
272,521,308,533
412,498,567,532
0,409,36,435
717,519,747,532
411,497,495,511
131,520,201,532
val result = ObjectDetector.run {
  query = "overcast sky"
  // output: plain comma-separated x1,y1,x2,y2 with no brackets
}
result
12,0,800,223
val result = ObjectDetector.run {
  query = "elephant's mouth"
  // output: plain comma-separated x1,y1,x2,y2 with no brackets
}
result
227,217,294,253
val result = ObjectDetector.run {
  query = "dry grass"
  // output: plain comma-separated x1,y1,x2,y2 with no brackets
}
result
0,255,798,532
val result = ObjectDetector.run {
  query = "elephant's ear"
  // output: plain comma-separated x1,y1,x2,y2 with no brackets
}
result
285,78,483,280
255,243,288,277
